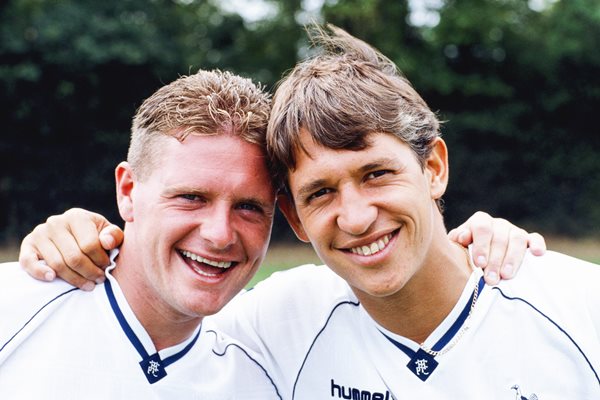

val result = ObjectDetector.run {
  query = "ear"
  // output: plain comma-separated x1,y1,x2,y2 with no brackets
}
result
115,162,135,222
277,193,310,243
425,138,449,200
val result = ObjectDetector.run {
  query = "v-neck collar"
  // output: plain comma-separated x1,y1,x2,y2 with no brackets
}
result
378,272,485,381
364,268,484,382
103,250,202,384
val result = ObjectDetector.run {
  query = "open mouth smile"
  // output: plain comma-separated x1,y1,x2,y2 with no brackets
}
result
348,231,396,256
179,250,236,277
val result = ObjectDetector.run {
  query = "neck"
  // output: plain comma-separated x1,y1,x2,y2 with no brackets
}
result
357,238,473,344
112,240,202,351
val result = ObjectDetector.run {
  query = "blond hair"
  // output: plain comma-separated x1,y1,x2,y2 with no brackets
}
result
129,70,271,180
268,25,441,188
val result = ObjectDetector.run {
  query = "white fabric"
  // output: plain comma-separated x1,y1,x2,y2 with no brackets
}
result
0,253,280,400
216,251,600,399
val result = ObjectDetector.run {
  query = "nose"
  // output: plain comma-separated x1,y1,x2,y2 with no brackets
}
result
200,205,236,250
336,185,377,236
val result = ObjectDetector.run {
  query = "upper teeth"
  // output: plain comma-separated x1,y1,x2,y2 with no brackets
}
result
181,250,232,269
350,233,392,256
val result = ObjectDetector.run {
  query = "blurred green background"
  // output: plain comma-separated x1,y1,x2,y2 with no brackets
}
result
1,0,599,261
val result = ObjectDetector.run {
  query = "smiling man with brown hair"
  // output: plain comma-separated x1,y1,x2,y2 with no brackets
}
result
245,25,600,398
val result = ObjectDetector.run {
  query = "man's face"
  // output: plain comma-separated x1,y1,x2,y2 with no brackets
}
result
281,130,447,303
120,133,275,319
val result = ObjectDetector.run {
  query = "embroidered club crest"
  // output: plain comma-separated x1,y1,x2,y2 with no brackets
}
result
511,384,539,400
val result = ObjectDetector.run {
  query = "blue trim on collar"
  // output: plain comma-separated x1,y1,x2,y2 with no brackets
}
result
104,278,201,383
380,276,485,359
433,276,485,351
105,279,147,357
379,276,484,381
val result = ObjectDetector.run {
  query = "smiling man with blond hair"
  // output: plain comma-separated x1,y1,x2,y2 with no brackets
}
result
0,69,281,398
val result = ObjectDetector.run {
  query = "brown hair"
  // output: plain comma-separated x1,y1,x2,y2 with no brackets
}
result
268,25,441,188
128,69,271,180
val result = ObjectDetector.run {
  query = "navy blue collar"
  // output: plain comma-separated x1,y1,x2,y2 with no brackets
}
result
104,278,201,384
379,276,485,381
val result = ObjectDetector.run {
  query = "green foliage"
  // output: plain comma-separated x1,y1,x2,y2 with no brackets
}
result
0,0,598,242
0,0,265,239
316,0,600,235
426,0,600,234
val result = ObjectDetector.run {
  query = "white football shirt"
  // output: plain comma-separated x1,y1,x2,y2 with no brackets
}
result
0,252,281,399
216,251,600,399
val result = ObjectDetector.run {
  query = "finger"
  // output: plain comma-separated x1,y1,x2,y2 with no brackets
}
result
458,230,473,247
484,220,513,285
527,232,547,256
498,228,529,280
50,261,96,292
45,219,106,284
99,224,124,250
62,209,115,266
18,238,56,282
451,211,493,256
22,234,96,291
458,230,473,246
448,227,473,247
447,227,461,242
468,221,494,271
67,216,111,268
49,235,106,285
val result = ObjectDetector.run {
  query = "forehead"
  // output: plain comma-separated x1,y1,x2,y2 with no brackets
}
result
293,130,415,170
154,134,275,198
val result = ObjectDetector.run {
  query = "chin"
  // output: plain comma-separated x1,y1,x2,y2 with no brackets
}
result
358,277,406,298
364,287,400,298
189,303,224,318
181,294,228,318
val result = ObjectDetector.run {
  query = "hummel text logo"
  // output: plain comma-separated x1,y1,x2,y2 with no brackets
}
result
331,379,391,400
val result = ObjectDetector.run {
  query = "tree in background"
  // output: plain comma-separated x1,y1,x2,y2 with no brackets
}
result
0,0,598,242
425,0,600,233
0,0,254,240
322,0,600,234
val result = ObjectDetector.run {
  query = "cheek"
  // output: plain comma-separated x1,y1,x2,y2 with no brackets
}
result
148,218,198,251
300,209,334,240
240,225,271,259
381,187,429,215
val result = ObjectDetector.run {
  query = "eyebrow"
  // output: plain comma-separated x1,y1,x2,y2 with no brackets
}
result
296,179,329,202
163,186,208,198
295,157,403,201
358,157,400,173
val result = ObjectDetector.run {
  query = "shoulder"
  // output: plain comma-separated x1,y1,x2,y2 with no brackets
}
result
0,262,78,350
212,262,354,349
0,261,76,302
211,264,355,394
493,250,600,329
503,250,600,291
237,263,352,311
195,319,283,399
